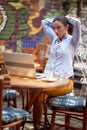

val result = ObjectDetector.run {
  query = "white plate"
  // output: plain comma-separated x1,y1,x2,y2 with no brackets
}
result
36,73,46,79
36,73,44,76
42,77,57,82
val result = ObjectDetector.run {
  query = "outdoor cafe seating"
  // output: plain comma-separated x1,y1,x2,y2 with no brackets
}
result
46,93,87,130
0,76,30,130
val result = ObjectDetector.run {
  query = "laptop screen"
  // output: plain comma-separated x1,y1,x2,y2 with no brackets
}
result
3,52,37,78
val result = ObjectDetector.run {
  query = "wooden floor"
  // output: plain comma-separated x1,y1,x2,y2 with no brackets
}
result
3,87,83,130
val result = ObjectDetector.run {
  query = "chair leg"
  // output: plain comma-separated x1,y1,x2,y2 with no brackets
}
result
65,114,70,130
13,98,17,108
16,124,21,130
83,100,87,130
7,98,17,108
83,113,87,130
50,111,56,130
44,103,51,128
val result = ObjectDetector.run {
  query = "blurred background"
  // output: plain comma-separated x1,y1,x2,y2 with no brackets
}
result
0,0,87,53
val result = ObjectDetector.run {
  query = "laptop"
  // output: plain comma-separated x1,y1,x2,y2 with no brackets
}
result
3,52,45,78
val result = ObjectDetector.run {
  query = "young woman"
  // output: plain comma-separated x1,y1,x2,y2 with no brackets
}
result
43,15,82,79
25,15,82,129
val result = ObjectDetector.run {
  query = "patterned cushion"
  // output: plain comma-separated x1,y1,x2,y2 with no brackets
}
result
46,95,86,112
3,89,16,101
2,107,29,124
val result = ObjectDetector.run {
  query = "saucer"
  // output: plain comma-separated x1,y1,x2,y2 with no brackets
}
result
42,77,57,82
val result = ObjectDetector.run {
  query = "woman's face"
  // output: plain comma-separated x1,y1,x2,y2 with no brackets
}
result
53,20,68,40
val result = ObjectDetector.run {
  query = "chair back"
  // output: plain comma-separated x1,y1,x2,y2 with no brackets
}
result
33,43,48,70
34,43,48,62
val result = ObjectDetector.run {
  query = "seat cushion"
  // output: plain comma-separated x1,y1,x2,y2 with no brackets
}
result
3,89,16,101
46,95,86,112
2,107,29,124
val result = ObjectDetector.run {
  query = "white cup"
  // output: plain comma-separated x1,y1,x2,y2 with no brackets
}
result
44,71,53,79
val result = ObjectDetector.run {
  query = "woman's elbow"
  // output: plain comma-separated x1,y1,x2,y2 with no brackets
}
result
41,19,45,26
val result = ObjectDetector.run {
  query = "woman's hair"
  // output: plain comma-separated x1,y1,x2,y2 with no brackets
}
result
53,15,69,26
53,15,73,34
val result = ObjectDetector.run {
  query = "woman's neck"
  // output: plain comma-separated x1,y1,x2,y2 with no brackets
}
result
59,33,68,41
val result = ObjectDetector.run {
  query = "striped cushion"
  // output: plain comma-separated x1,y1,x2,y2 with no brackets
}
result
3,89,16,101
3,77,17,101
2,107,29,124
46,95,86,112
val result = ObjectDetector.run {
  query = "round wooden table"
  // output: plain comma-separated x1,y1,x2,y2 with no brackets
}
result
4,75,70,111
5,76,70,91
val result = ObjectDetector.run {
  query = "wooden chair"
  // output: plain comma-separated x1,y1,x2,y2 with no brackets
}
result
46,91,87,130
0,75,30,130
33,43,48,72
3,76,20,108
0,56,18,108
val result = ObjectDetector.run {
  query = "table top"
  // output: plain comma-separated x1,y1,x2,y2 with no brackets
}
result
4,75,70,90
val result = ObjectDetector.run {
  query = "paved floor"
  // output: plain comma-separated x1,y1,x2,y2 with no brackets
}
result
4,87,83,130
